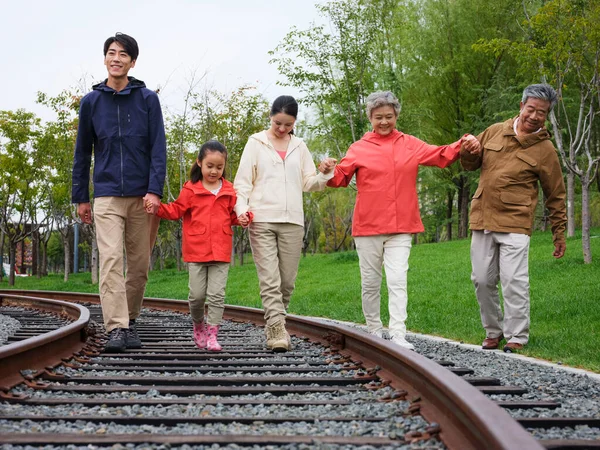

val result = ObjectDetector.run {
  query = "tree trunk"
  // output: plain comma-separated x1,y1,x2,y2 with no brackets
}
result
458,177,470,239
91,233,99,284
446,190,454,241
8,242,16,287
63,239,70,282
40,241,48,277
176,225,183,271
581,178,592,264
567,171,575,237
0,229,5,282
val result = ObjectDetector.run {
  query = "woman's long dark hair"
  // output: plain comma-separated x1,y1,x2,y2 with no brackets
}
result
190,140,228,183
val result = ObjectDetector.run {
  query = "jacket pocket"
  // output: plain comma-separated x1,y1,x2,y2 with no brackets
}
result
189,224,207,236
469,187,483,224
516,153,537,167
497,192,532,227
484,142,503,152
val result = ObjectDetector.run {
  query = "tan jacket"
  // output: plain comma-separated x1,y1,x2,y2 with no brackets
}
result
460,118,566,243
233,131,332,226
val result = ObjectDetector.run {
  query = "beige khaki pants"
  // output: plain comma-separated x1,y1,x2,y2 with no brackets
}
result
249,222,304,326
94,196,159,332
188,262,229,325
354,233,412,338
470,231,531,345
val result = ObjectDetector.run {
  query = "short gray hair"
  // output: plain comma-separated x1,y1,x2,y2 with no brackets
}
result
366,91,401,118
522,84,558,111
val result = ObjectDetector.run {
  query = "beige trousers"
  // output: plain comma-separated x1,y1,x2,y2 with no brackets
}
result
470,231,531,345
188,262,229,325
94,196,159,332
249,222,304,326
354,233,412,338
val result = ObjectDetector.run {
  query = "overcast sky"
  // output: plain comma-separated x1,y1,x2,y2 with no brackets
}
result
1,0,323,122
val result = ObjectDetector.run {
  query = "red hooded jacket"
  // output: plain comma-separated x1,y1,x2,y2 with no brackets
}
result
158,179,239,263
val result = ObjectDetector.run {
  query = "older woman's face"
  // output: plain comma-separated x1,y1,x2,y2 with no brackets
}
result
369,105,397,136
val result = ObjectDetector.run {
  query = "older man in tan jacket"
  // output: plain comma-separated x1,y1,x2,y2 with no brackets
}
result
461,83,567,353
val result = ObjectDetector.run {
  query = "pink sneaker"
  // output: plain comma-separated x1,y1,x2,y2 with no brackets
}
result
206,325,222,352
193,321,207,349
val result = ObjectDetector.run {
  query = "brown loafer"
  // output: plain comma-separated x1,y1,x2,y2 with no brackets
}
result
503,342,524,353
482,335,503,350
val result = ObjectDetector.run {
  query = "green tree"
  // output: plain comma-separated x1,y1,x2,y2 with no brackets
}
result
475,0,600,263
0,110,45,285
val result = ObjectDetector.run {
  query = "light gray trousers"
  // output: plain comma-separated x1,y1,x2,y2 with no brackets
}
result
470,230,531,345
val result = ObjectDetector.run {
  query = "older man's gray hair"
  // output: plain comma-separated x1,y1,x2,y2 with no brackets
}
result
366,91,401,118
522,84,558,111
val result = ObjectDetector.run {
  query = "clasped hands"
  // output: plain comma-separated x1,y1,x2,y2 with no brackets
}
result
318,157,337,174
144,193,161,215
462,134,482,155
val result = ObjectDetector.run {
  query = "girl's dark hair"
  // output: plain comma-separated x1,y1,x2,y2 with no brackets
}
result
190,140,228,183
103,32,139,61
270,95,298,119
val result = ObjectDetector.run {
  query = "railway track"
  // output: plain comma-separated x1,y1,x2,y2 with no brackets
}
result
0,290,594,449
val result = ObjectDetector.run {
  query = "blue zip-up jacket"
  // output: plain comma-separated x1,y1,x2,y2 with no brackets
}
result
72,77,166,203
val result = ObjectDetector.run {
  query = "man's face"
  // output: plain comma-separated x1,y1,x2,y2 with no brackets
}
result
518,97,551,134
104,41,136,79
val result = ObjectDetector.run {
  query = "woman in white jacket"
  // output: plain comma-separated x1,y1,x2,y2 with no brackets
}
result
234,96,335,352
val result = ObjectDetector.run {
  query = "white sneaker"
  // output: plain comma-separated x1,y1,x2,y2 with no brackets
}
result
369,329,384,339
390,335,415,350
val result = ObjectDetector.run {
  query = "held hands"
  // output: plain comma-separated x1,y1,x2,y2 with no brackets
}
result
318,157,337,174
462,134,481,155
144,193,161,215
553,242,566,259
237,212,252,228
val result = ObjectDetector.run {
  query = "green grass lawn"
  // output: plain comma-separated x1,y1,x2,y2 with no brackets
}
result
2,228,599,372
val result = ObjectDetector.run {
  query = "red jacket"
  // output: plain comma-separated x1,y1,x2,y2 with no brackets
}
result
327,130,462,236
158,179,238,263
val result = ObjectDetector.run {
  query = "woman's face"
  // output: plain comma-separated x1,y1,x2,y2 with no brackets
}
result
369,105,397,136
269,112,296,138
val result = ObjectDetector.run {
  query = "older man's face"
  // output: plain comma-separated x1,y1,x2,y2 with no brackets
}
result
518,97,551,134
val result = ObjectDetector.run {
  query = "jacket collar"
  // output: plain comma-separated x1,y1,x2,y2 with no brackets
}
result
252,130,303,160
504,117,551,149
361,129,403,146
184,178,235,196
92,77,146,95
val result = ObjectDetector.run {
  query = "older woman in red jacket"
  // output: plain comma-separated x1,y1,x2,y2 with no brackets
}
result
326,91,480,350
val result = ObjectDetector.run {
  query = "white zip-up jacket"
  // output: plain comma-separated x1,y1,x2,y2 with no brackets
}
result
233,131,332,226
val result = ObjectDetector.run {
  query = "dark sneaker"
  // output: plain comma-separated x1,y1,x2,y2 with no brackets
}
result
104,328,127,353
126,319,143,349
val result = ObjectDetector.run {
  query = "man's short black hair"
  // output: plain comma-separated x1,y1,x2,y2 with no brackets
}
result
103,32,139,61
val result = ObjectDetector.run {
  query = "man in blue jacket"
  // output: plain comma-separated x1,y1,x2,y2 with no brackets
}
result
72,32,166,352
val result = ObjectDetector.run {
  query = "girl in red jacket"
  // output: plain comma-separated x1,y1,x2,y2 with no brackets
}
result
153,141,250,351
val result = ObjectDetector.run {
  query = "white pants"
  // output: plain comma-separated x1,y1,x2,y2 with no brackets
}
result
354,233,412,338
470,231,531,345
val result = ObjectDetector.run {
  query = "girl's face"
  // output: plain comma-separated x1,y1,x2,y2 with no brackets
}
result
369,105,397,136
199,150,226,184
269,112,296,138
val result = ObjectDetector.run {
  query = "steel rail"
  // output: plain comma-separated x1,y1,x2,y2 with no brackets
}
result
0,293,90,390
0,289,543,450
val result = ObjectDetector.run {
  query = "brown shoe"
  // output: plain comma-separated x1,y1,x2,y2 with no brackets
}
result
482,335,503,350
503,342,524,353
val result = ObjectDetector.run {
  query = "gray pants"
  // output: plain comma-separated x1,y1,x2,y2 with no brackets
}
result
188,262,229,325
470,231,531,345
249,222,304,326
